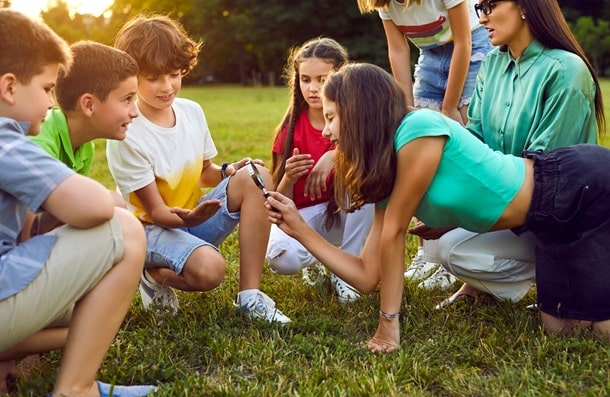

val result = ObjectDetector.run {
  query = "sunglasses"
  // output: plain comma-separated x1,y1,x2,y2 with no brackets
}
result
474,0,509,18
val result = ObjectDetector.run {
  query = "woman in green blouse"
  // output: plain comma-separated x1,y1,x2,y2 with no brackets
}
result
411,0,606,309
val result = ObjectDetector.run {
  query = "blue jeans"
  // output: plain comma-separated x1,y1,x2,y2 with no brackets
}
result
144,176,240,274
413,26,492,109
514,145,610,321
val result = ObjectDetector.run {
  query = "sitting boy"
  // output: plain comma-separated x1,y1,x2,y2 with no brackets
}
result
107,15,290,323
0,10,155,397
31,40,138,204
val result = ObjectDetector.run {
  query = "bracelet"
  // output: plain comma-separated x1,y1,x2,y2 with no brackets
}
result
379,309,400,319
220,162,229,179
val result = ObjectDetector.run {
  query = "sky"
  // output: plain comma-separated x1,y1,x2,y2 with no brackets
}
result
10,0,113,17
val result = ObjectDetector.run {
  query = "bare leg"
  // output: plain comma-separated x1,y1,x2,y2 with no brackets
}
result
593,320,610,343
540,312,593,336
147,245,226,291
226,167,271,291
0,328,67,361
52,209,146,397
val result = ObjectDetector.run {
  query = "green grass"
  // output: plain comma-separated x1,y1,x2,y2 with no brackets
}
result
11,81,610,396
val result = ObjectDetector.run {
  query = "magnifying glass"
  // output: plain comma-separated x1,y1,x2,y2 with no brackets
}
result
246,160,270,198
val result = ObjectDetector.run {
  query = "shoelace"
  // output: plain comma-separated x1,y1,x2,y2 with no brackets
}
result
245,292,275,313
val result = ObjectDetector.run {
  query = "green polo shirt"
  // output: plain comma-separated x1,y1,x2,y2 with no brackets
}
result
467,40,597,156
30,108,94,176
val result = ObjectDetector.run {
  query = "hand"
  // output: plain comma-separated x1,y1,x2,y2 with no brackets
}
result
442,108,464,126
223,158,264,177
264,191,305,237
408,221,455,240
170,199,222,227
284,148,313,186
366,316,400,354
304,150,334,199
0,360,18,394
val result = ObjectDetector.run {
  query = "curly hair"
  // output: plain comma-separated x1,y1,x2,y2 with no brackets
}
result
114,14,201,77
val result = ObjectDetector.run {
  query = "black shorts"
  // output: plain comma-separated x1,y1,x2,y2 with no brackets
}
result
514,145,610,322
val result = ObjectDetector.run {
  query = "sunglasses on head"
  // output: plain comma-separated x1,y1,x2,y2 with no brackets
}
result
474,0,509,18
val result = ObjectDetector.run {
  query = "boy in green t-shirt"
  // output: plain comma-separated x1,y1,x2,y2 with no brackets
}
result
31,40,139,177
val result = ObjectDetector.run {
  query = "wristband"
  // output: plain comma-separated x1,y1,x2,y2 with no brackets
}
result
220,163,229,179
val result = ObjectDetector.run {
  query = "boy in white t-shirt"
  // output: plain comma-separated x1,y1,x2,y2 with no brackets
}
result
107,15,290,323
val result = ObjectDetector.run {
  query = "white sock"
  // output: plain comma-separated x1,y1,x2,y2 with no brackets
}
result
237,289,259,305
417,246,424,257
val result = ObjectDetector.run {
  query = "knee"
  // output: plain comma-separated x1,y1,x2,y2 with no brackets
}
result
115,208,145,247
184,249,226,291
114,208,146,276
266,249,302,275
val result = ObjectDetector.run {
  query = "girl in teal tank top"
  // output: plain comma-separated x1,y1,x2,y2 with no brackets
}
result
264,63,610,352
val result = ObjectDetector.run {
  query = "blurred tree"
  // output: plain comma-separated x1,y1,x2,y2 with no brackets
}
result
40,0,117,45
37,0,609,83
559,0,610,22
186,0,388,84
571,16,610,76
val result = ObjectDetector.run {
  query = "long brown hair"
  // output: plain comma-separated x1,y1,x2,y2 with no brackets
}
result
514,0,605,134
323,63,408,212
270,37,348,186
270,38,348,229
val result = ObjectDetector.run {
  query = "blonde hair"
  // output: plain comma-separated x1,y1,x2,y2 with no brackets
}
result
357,0,423,13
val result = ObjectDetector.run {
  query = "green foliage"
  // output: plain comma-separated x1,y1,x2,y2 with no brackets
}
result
7,83,610,396
32,0,610,82
570,17,610,77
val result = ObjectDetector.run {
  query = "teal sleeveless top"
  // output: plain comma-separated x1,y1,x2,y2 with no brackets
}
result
388,109,525,232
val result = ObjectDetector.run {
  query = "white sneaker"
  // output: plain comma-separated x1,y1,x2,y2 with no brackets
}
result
302,261,328,286
330,274,360,304
417,266,457,290
234,291,292,324
404,253,440,281
139,270,179,313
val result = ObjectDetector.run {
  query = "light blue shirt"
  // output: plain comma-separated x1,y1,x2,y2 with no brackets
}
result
0,118,73,300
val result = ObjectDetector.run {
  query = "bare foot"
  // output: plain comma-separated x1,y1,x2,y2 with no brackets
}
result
436,283,486,310
452,283,482,299
0,360,18,394
366,317,400,354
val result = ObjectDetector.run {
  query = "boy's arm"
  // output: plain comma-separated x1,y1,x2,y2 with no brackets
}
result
199,159,222,187
43,174,114,228
20,211,62,241
134,182,220,228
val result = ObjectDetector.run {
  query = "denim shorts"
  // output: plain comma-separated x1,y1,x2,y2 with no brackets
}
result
413,26,492,109
513,145,610,321
144,176,240,274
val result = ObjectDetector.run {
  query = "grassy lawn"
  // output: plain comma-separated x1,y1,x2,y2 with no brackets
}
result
12,81,610,396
